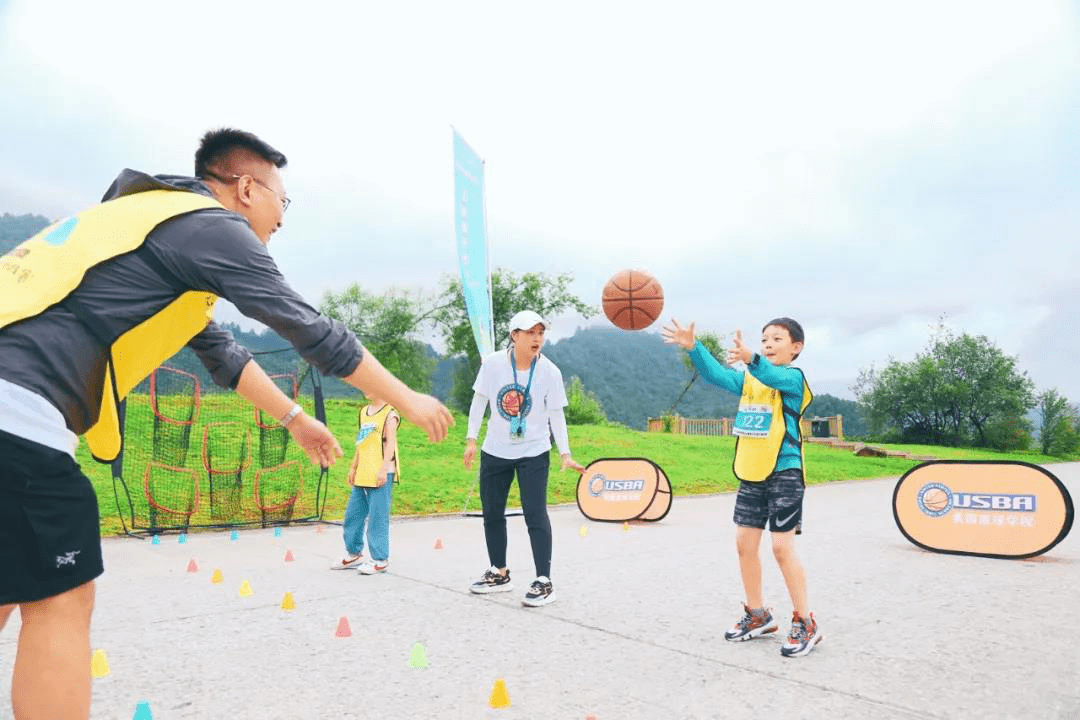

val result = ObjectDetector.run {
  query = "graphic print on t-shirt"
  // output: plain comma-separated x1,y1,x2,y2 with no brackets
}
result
496,383,532,421
356,423,377,444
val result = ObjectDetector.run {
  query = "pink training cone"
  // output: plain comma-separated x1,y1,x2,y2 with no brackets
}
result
284,549,295,563
434,538,443,550
186,558,199,573
335,616,352,638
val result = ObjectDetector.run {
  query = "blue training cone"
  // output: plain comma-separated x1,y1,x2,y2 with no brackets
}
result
230,530,239,541
178,533,187,544
273,527,282,538
133,700,153,719
151,535,160,546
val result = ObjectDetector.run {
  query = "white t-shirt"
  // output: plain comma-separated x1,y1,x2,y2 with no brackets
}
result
0,377,79,457
472,349,568,460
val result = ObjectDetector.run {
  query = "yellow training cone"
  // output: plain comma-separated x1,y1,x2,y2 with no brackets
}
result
280,592,296,611
211,568,224,584
238,580,253,597
622,522,630,532
90,649,110,678
489,678,511,709
579,525,587,537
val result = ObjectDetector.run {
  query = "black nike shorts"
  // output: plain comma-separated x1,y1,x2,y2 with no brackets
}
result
0,429,104,604
733,468,805,533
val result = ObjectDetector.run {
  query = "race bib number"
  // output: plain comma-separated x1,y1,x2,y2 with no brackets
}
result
733,404,772,438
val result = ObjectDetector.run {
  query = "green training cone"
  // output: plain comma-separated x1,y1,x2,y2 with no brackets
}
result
408,642,428,668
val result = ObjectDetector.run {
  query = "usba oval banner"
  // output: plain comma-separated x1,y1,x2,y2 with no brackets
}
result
576,458,672,523
893,461,1074,559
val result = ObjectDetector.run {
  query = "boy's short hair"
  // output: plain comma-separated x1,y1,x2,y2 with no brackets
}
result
762,317,805,360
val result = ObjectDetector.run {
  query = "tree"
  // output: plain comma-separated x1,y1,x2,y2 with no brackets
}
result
427,268,597,411
669,330,726,415
930,330,1035,446
1037,389,1080,456
854,330,1035,447
321,284,435,394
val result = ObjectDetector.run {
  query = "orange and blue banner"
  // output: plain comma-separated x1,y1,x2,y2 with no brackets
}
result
893,461,1073,558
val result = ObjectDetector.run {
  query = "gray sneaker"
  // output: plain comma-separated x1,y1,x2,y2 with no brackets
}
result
724,604,778,641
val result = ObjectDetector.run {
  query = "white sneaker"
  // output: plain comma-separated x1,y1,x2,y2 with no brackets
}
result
358,560,388,575
330,553,363,570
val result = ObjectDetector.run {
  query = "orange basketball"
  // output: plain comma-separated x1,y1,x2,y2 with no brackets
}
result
922,487,949,512
602,269,664,331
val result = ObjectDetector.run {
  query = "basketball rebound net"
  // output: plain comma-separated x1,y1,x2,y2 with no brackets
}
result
111,348,329,534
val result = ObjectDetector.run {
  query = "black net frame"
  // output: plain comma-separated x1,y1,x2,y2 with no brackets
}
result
111,347,330,534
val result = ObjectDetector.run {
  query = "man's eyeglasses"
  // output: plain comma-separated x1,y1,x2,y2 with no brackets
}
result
202,171,291,212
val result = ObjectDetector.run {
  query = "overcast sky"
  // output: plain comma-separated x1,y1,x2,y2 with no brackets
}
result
1,0,1077,401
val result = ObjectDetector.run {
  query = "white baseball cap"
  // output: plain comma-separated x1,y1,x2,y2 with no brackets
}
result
508,310,549,332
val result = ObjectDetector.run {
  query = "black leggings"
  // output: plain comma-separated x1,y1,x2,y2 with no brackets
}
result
479,450,552,579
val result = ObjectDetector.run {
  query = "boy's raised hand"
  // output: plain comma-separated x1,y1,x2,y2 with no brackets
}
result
726,330,754,365
661,318,696,350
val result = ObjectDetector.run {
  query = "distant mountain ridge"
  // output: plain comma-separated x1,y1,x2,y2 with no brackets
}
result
0,213,50,254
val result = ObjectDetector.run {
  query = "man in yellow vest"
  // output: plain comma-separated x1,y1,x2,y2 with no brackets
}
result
0,128,453,719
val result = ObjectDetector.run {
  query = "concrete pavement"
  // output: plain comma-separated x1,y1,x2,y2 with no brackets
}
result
2,465,1078,719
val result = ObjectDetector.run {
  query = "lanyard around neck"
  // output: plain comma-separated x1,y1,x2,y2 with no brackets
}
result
510,348,538,406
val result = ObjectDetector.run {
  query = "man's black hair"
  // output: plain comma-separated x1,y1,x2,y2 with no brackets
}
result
194,128,287,178
762,317,805,359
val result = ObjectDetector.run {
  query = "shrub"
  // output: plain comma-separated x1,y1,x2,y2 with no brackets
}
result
564,376,608,425
982,415,1032,452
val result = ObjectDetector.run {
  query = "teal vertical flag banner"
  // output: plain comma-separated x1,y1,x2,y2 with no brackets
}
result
452,129,494,357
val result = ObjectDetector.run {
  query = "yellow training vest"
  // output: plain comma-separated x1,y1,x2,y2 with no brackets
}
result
732,372,812,482
348,404,400,487
0,189,225,462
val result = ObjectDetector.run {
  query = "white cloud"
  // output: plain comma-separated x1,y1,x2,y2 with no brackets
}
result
2,0,1078,402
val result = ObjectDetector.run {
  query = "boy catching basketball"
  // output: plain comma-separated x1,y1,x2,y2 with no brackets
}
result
662,317,822,658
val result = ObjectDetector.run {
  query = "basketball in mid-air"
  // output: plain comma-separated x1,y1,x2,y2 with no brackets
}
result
602,269,664,331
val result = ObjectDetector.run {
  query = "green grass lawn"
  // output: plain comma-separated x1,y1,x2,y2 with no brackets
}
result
80,395,1076,535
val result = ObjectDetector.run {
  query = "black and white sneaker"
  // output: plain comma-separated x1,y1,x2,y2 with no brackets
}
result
522,576,555,607
470,567,513,594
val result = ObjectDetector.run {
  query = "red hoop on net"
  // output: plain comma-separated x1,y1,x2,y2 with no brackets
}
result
253,460,305,512
143,461,200,519
149,366,202,425
201,422,253,475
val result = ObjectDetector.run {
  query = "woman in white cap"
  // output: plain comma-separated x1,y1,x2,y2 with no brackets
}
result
463,310,585,606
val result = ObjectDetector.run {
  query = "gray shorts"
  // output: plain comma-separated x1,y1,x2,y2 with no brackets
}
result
733,468,804,533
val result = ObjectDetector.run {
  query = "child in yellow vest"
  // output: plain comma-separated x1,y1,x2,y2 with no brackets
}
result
330,395,400,574
662,317,822,658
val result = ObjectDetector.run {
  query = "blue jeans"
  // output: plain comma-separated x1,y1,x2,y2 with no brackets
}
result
342,480,393,562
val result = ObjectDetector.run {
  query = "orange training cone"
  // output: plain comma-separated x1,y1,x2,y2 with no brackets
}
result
335,616,352,637
186,558,199,573
90,649,110,678
280,592,296,611
489,678,511,708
